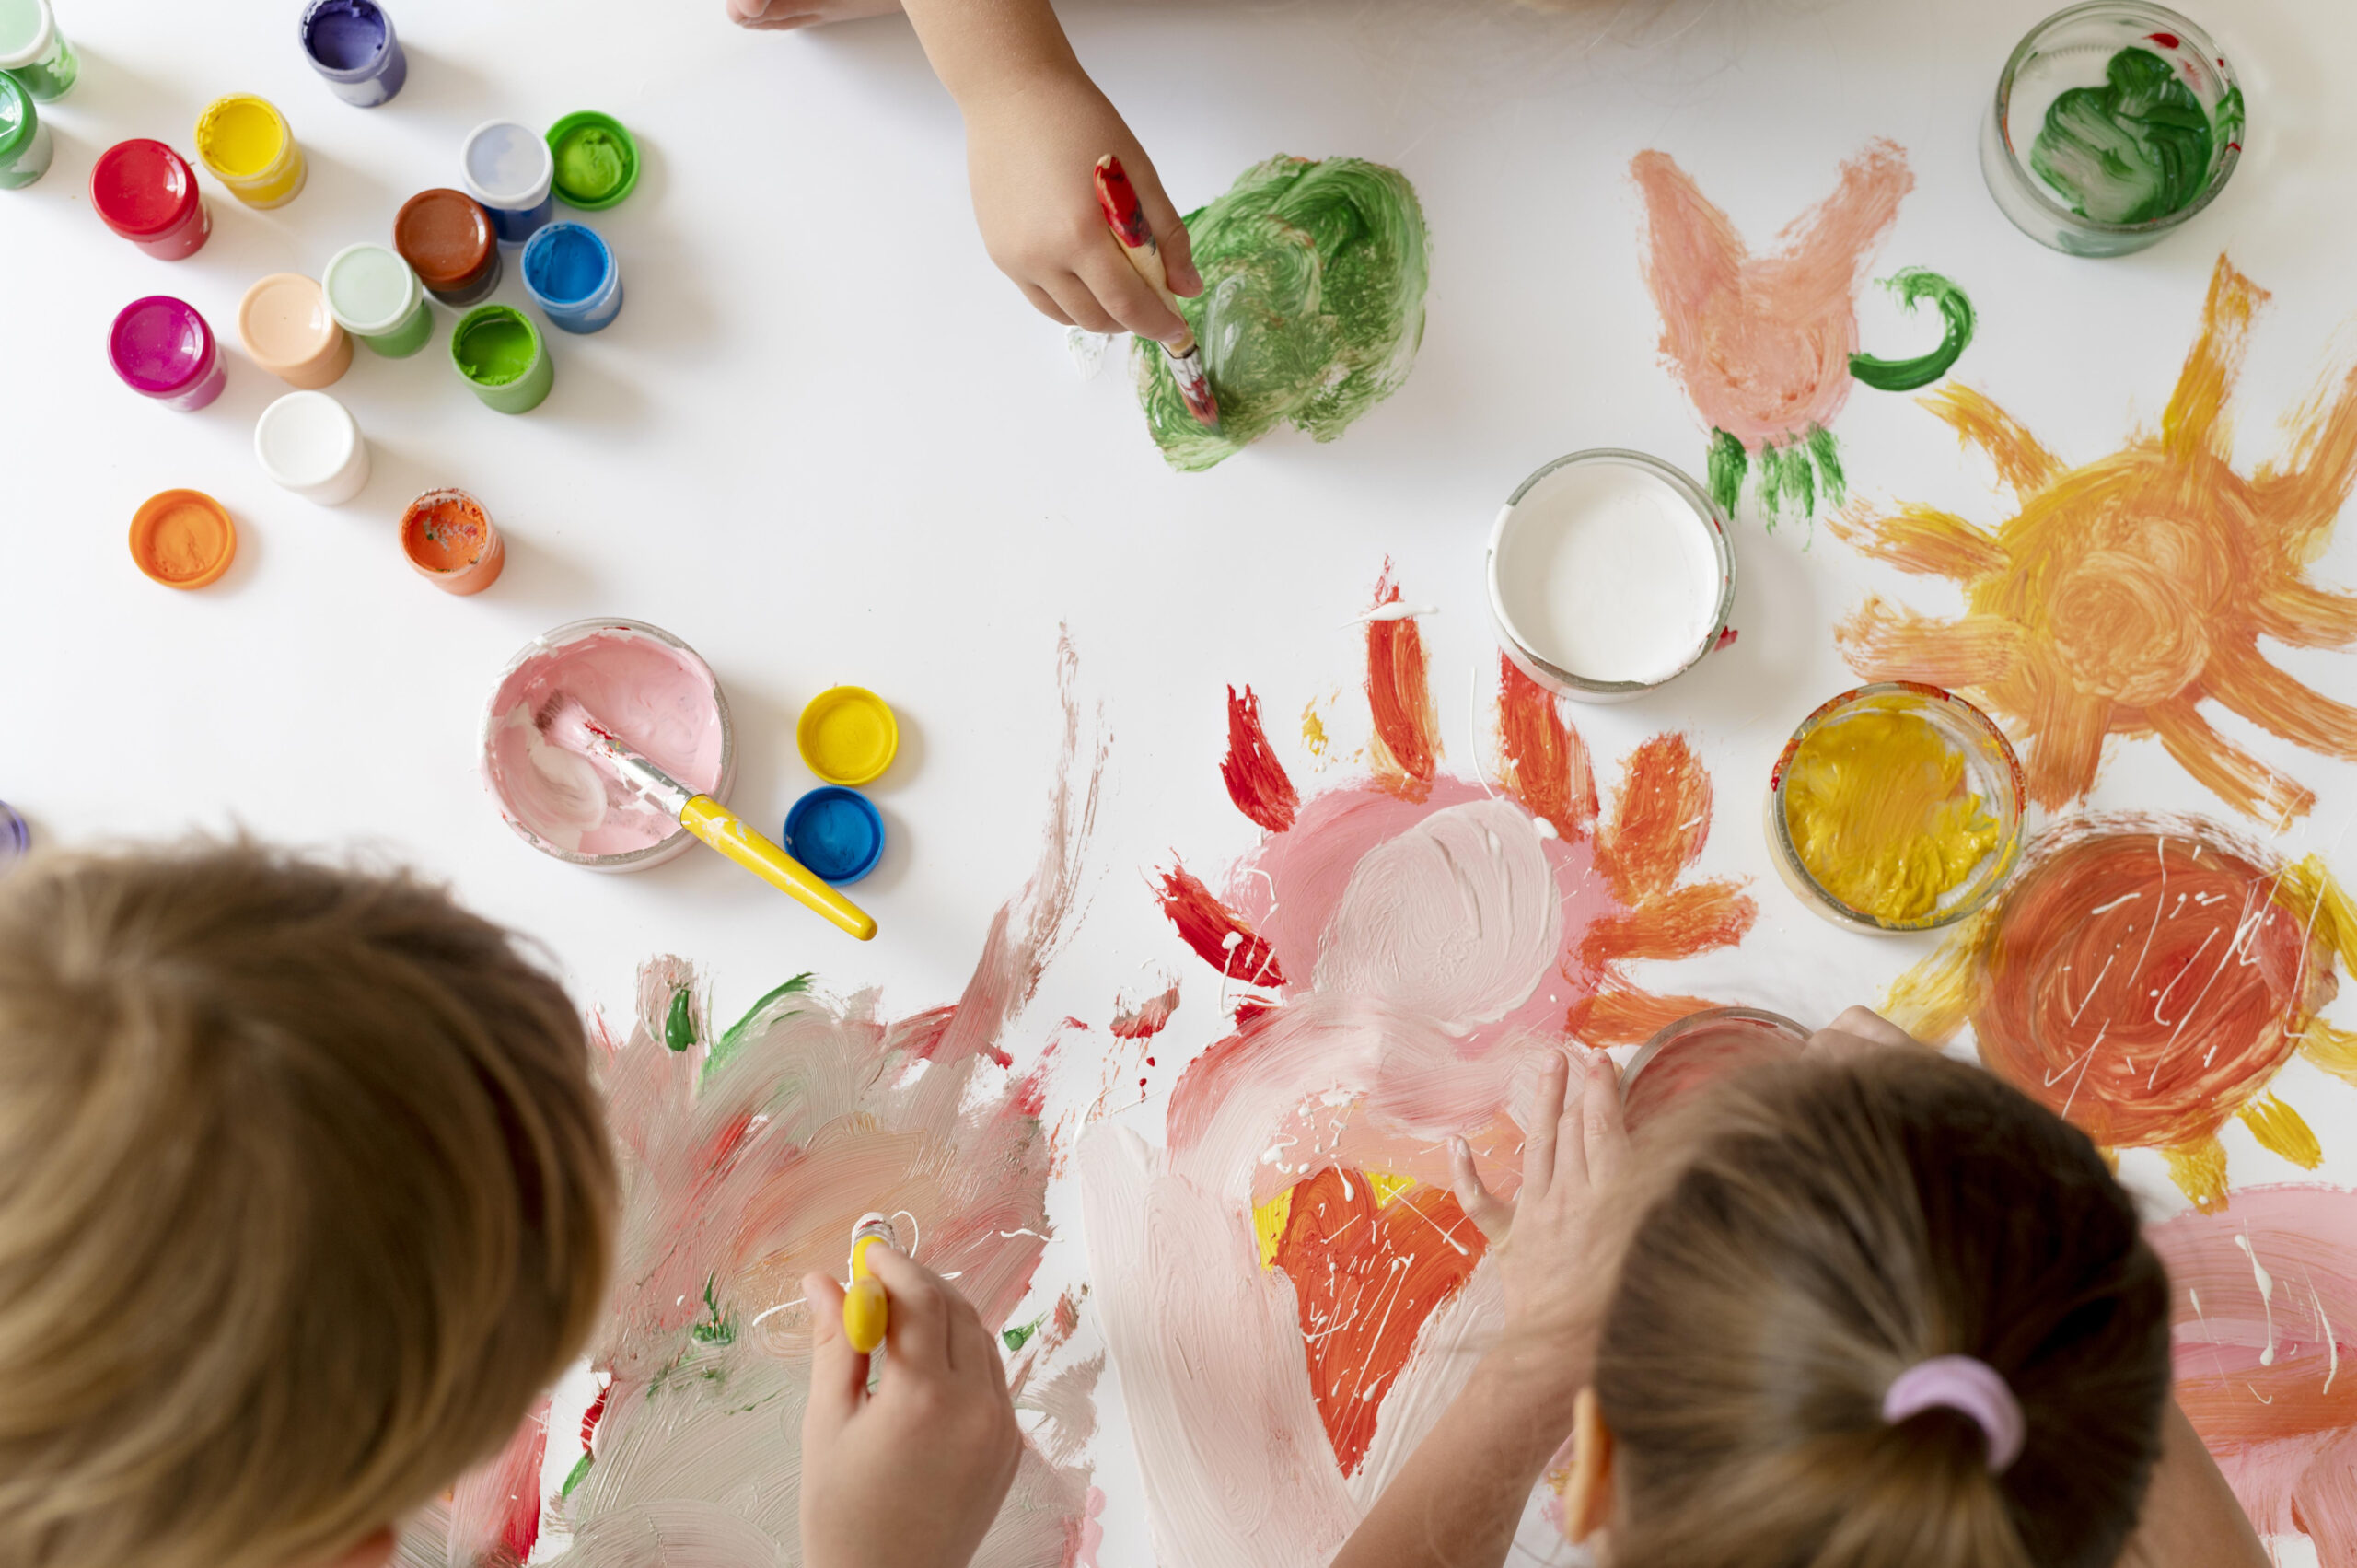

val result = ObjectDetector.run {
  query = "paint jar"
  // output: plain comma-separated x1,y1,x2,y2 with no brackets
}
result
253,390,369,505
238,273,351,389
0,69,50,189
798,687,900,786
1487,450,1737,703
399,488,505,595
1981,3,2241,258
548,111,638,210
1621,1007,1811,1132
521,222,623,334
784,787,885,885
0,801,27,872
322,243,431,358
0,0,76,99
460,120,555,246
129,489,236,589
1767,683,2026,935
109,296,226,411
395,188,501,306
450,304,552,414
480,618,737,871
194,94,306,209
89,140,211,258
298,0,405,107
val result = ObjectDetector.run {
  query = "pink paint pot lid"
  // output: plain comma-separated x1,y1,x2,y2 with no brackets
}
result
91,140,200,237
109,296,215,395
238,273,342,371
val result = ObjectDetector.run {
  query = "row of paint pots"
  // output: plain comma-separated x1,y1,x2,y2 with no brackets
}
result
128,484,505,595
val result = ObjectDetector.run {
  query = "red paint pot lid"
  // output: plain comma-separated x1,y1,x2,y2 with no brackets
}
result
91,140,199,238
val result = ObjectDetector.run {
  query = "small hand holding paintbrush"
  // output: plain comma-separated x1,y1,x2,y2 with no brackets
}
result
1095,154,1220,430
539,697,877,941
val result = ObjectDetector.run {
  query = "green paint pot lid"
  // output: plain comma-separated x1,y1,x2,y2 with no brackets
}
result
0,72,31,160
450,303,542,386
547,111,637,211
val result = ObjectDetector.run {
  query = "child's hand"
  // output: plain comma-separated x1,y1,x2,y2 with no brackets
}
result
726,0,900,29
959,70,1201,342
799,1246,1023,1568
1449,1051,1627,1359
1805,1005,1921,1058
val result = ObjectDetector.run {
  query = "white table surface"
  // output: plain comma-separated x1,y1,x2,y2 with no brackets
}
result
8,0,2357,1562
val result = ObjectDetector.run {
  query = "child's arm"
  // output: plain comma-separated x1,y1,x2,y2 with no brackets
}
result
799,1246,1024,1568
2120,1397,2270,1568
1329,1051,1627,1568
897,0,1201,342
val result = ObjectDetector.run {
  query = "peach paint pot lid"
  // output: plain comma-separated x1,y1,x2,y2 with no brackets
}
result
797,686,899,785
400,487,504,593
129,489,235,589
238,273,342,371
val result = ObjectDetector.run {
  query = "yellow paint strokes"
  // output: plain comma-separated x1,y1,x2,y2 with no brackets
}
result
1783,703,2000,924
2239,1094,2324,1169
1364,1171,1416,1209
2165,1134,2231,1214
1881,902,1997,1043
1253,1187,1293,1270
1301,701,1329,760
2297,1019,2357,1090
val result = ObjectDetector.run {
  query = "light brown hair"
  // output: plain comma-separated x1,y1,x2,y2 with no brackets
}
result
1592,1049,2171,1568
0,841,616,1568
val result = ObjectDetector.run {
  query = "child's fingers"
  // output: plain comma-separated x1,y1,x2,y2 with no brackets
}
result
1449,1135,1515,1240
1161,220,1201,297
1018,283,1076,329
1521,1051,1570,1202
1040,273,1121,337
1817,1005,1920,1054
800,1272,865,1432
865,1245,956,1374
1074,245,1187,344
1129,161,1202,296
1580,1054,1628,1191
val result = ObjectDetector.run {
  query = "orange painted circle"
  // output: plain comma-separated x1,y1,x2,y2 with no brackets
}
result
130,489,236,588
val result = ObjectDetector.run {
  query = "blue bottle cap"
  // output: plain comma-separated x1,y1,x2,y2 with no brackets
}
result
783,786,883,885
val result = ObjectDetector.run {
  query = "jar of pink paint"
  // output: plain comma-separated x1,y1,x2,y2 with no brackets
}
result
108,296,226,411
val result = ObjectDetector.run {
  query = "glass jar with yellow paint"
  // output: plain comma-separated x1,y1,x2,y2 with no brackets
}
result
1767,684,2026,934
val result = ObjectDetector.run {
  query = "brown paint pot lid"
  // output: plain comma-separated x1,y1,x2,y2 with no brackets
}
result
393,188,496,290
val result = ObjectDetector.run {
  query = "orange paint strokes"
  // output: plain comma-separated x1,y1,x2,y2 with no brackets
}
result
1495,655,1597,840
1837,254,2357,826
1222,684,1300,832
1364,563,1439,800
1267,1166,1485,1474
1595,733,1716,904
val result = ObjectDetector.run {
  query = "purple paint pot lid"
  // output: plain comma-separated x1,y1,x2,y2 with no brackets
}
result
110,296,215,395
0,802,27,867
300,0,394,75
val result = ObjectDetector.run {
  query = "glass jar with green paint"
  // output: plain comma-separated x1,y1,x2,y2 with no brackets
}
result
0,0,76,101
1981,3,2242,257
0,70,50,189
450,303,553,414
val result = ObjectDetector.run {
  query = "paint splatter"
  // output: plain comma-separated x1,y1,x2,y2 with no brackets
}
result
399,640,1109,1568
2031,45,2236,226
2151,1184,2357,1564
1634,141,1969,523
1083,565,1754,1566
1836,255,2357,826
1885,815,2357,1211
1137,157,1429,472
1111,974,1182,1040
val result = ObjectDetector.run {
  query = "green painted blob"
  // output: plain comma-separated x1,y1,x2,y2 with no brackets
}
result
665,988,696,1052
1849,270,1975,393
560,1451,594,1498
1805,424,1846,503
2030,46,2218,225
556,127,627,202
1712,424,1842,528
1708,428,1746,517
1003,1316,1044,1353
1137,156,1429,472
453,310,538,385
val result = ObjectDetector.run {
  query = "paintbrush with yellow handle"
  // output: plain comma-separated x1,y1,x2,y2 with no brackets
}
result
539,698,877,941
1096,153,1220,430
841,1212,898,1353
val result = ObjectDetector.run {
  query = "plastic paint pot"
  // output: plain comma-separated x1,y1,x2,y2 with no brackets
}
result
298,0,405,107
400,488,505,594
0,70,49,188
783,787,885,885
0,802,27,871
129,489,236,589
460,120,555,246
238,273,351,389
548,111,638,210
395,188,500,305
522,222,622,333
450,305,552,413
109,296,226,411
322,243,430,357
194,94,305,208
1620,1007,1812,1132
797,687,900,786
0,0,76,99
89,140,210,258
1487,449,1736,703
254,390,368,504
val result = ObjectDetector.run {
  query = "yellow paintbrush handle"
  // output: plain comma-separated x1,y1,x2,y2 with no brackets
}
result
680,796,877,941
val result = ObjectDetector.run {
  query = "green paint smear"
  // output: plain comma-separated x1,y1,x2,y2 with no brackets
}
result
1806,424,1846,504
453,313,537,386
664,988,696,1052
2030,46,2219,225
560,1451,594,1498
1708,428,1746,516
1138,156,1430,472
1003,1316,1044,1353
689,1275,736,1346
1849,269,1975,392
1712,424,1842,528
556,127,628,200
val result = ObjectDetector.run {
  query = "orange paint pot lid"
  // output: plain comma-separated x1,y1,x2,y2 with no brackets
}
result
130,489,236,588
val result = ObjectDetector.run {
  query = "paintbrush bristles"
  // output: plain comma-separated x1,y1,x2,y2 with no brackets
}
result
535,696,691,815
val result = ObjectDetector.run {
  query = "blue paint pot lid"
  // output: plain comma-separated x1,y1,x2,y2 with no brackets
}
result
522,221,611,306
783,787,883,886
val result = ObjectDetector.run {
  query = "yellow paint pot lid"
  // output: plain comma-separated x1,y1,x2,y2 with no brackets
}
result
797,686,898,786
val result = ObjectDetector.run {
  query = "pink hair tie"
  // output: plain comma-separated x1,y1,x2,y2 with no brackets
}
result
1882,1356,2025,1472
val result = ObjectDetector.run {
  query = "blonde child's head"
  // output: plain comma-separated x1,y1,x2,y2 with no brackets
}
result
1578,1048,2171,1568
0,842,616,1568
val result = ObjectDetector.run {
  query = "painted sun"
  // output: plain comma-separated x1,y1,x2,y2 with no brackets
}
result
1837,253,2357,827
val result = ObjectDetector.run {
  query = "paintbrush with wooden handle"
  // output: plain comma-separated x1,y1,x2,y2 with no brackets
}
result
1095,154,1220,430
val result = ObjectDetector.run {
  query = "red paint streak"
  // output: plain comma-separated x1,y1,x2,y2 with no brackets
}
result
1223,684,1301,832
1094,156,1154,250
1596,733,1714,904
1974,826,2320,1151
1111,983,1182,1040
2147,29,2181,47
1269,1167,1486,1474
1495,655,1596,840
1234,998,1274,1028
1156,862,1283,985
578,1376,610,1451
1364,563,1440,799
